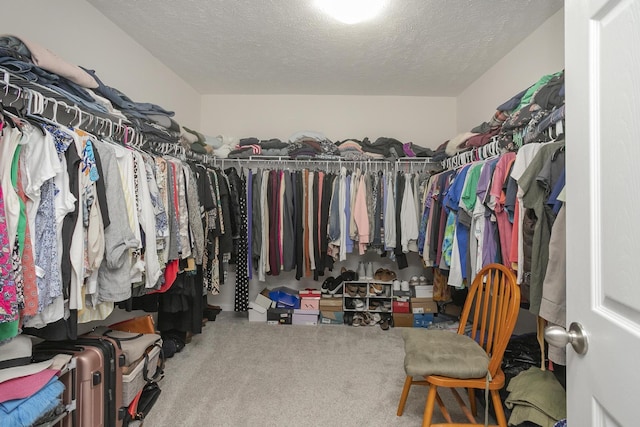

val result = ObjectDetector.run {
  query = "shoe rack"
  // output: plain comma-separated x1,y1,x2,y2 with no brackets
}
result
342,281,393,314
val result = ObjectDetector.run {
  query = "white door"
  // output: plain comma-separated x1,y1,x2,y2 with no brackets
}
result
565,0,640,425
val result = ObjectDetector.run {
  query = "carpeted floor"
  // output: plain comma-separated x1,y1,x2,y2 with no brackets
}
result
144,312,487,427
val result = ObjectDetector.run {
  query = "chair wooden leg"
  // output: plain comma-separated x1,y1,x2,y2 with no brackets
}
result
468,388,477,416
422,384,438,427
397,376,413,416
435,391,453,423
490,389,508,427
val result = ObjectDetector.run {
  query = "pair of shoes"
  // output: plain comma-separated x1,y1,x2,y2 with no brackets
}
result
373,268,397,282
321,277,333,294
379,314,392,330
346,284,366,297
345,298,365,310
357,262,375,280
324,276,345,296
353,312,375,326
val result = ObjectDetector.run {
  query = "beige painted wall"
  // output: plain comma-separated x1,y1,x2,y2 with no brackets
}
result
200,94,456,149
456,8,565,133
3,0,201,129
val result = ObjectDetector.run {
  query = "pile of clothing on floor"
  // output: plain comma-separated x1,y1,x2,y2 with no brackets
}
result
505,367,566,427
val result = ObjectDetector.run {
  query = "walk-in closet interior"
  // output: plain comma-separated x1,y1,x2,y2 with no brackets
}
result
0,1,576,426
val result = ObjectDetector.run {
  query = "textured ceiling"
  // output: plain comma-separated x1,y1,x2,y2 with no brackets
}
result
87,0,563,96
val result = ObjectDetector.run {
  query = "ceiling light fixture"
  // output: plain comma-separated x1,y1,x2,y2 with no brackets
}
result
315,0,387,25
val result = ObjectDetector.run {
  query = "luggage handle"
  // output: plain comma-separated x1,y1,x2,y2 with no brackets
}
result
142,343,165,383
101,329,144,349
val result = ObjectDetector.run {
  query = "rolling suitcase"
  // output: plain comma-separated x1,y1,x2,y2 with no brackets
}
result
33,336,125,427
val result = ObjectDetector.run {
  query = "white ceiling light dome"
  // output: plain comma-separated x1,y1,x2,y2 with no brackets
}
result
314,0,388,25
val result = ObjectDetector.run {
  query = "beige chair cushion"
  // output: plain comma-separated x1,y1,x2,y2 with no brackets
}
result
402,329,489,378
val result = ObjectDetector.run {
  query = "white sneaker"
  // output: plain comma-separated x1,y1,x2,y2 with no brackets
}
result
357,262,366,280
401,280,410,292
365,262,374,280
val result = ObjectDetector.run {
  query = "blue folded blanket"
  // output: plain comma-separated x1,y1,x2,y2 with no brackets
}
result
0,377,65,427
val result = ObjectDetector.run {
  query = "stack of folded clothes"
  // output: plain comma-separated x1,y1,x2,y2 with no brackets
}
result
287,131,340,159
0,335,71,427
336,139,371,160
180,127,238,158
0,34,180,144
228,137,291,158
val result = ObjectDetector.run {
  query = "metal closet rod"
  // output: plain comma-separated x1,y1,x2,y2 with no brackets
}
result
212,156,439,168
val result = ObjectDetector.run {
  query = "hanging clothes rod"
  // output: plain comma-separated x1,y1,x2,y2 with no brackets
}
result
442,136,504,170
0,66,141,146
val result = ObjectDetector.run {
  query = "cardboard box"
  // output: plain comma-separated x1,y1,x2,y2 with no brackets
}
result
320,311,344,324
292,309,319,325
413,313,435,328
248,302,267,322
254,293,274,311
267,308,293,325
411,298,438,314
299,289,321,298
413,285,434,298
392,300,410,313
300,298,320,311
319,297,343,312
392,313,414,327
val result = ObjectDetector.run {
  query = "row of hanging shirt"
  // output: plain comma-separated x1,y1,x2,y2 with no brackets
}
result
419,136,565,317
0,110,242,342
242,162,440,283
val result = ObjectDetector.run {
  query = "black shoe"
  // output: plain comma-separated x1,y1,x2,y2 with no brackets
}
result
321,277,335,294
343,312,354,325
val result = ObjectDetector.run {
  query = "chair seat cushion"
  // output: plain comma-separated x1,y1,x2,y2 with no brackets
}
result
402,329,489,378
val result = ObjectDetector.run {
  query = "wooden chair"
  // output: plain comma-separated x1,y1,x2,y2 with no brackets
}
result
397,263,520,427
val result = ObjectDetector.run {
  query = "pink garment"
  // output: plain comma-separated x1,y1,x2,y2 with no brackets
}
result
353,176,370,255
0,369,58,403
21,36,99,89
317,172,324,257
489,153,516,268
0,186,17,320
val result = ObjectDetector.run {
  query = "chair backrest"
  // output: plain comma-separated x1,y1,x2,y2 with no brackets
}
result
456,263,520,377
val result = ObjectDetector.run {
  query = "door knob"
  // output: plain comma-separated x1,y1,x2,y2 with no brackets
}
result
544,322,589,355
